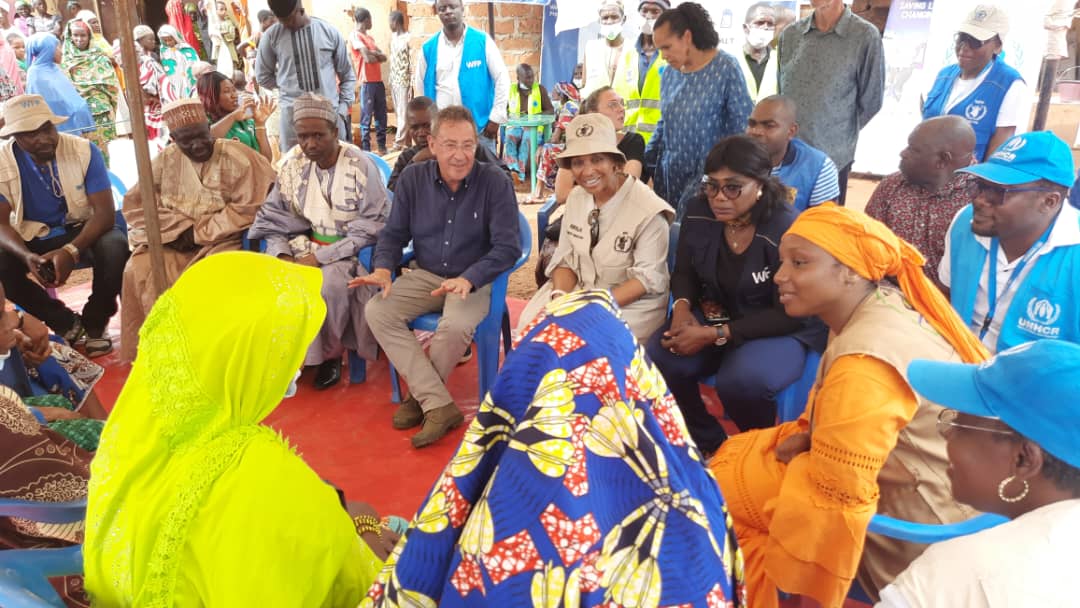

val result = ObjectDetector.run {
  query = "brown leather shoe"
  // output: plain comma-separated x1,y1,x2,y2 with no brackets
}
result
392,395,424,430
411,403,464,448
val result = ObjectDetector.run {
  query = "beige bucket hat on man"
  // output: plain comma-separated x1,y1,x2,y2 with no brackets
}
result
556,113,626,168
0,94,67,137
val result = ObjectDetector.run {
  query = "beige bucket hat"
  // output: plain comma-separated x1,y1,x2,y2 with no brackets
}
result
556,113,626,168
0,94,67,137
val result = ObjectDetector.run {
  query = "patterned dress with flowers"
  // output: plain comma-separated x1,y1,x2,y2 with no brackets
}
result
363,290,745,608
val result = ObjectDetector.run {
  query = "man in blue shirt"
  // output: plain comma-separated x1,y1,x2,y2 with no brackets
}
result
0,94,128,357
745,95,839,211
354,105,520,449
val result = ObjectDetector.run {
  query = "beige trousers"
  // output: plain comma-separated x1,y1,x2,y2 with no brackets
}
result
364,268,492,411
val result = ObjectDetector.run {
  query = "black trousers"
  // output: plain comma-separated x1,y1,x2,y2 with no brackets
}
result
0,226,129,336
837,162,853,206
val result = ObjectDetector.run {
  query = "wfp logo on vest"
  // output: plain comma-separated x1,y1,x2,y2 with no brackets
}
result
991,136,1026,163
465,59,482,69
964,100,988,123
1018,297,1061,338
752,267,771,284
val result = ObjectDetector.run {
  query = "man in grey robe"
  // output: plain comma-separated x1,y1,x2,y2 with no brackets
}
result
249,94,390,390
257,0,356,150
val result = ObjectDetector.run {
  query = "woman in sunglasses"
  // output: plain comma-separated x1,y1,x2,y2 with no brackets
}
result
877,339,1080,607
645,135,825,454
922,4,1023,161
517,112,674,340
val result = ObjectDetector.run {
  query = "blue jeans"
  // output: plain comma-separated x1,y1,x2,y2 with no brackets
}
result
646,313,807,454
360,81,388,151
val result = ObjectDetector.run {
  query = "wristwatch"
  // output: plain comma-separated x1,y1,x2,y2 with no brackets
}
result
714,325,729,346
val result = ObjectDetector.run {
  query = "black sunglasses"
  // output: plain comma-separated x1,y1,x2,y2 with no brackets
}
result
588,208,600,251
954,32,995,50
700,176,749,201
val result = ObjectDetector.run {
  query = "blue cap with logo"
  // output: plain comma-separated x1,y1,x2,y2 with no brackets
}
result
957,131,1075,188
908,340,1080,469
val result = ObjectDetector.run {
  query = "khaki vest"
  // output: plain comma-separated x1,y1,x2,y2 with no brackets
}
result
811,286,976,596
0,135,94,241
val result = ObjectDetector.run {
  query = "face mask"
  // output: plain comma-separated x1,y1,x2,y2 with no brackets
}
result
746,27,773,50
573,77,584,89
640,18,655,36
600,23,622,41
283,370,301,399
518,82,530,91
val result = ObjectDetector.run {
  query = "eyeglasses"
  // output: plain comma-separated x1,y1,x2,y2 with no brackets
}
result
436,139,476,154
954,32,992,50
936,408,1015,439
588,208,600,251
701,176,750,201
962,179,1058,206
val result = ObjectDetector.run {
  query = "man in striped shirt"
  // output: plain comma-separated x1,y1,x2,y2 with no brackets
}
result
746,95,840,212
257,0,356,151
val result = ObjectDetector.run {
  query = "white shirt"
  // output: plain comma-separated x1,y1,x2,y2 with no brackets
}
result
939,204,1080,353
876,499,1080,608
943,69,1028,129
412,29,510,126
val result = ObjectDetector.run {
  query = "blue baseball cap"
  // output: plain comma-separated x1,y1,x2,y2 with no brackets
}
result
957,131,1075,188
908,340,1080,469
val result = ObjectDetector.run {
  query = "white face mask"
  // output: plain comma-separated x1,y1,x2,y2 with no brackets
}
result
518,82,530,91
283,370,301,399
746,26,773,50
640,18,655,36
573,77,584,88
600,23,622,41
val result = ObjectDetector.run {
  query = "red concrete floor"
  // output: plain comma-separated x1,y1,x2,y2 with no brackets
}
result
68,283,868,607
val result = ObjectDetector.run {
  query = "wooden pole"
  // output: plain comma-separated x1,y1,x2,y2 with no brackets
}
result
1032,56,1061,132
113,0,168,297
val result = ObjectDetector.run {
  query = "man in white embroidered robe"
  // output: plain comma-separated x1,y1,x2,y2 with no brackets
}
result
249,93,391,389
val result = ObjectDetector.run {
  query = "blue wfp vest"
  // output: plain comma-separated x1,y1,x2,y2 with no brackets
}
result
775,138,829,212
923,58,1023,161
423,27,495,128
947,205,1080,352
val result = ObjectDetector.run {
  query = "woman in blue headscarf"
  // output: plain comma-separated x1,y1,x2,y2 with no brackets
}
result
25,33,96,139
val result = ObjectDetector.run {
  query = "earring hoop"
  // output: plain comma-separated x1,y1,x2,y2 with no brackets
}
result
998,475,1030,503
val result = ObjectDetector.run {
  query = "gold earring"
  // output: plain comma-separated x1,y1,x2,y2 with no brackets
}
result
998,475,1030,503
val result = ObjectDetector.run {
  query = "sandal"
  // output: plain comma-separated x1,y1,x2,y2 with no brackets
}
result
84,336,113,358
62,316,85,345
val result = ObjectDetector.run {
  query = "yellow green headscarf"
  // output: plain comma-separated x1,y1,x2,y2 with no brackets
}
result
85,252,381,607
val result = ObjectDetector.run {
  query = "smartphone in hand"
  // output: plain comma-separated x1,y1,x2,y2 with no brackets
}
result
38,260,56,284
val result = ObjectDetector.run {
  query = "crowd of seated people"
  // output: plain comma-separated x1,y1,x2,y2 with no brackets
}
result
3,2,1079,607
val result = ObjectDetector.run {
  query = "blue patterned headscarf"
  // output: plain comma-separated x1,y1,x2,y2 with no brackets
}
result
362,290,746,607
24,33,94,135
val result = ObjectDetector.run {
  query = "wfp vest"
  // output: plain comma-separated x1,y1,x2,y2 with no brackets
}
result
923,58,1022,161
423,27,495,127
613,45,664,144
947,205,1080,352
0,135,93,241
508,82,542,116
774,138,830,212
736,49,778,102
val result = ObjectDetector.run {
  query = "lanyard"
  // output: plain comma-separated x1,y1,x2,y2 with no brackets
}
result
979,225,1053,339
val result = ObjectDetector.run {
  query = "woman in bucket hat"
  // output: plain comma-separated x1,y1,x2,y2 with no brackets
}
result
517,112,673,340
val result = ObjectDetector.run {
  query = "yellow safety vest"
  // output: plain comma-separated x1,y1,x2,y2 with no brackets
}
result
508,82,543,116
613,46,665,145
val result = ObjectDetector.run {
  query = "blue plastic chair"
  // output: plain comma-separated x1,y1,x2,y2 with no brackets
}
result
536,195,558,249
0,498,86,608
389,211,532,403
107,170,128,234
365,151,393,185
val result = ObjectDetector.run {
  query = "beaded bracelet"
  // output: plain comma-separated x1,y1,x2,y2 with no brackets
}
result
353,514,382,537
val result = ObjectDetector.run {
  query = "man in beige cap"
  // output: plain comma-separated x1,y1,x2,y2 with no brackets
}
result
249,93,391,390
922,4,1024,161
352,105,520,448
119,97,277,362
0,94,128,356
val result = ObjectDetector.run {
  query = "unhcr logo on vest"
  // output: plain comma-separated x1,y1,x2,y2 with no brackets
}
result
1018,296,1062,338
991,136,1026,163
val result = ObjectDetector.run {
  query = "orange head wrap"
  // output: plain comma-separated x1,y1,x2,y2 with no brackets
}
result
786,203,989,364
